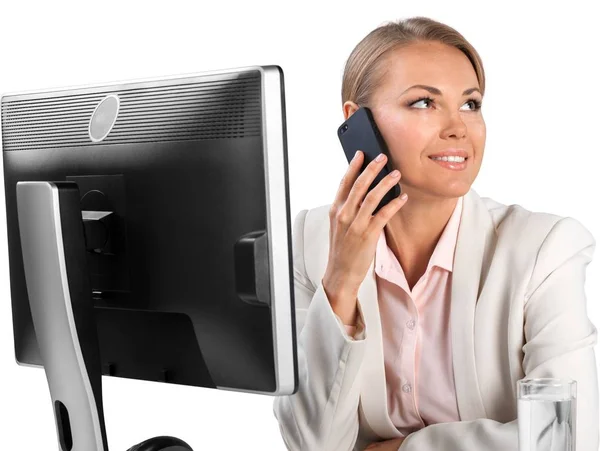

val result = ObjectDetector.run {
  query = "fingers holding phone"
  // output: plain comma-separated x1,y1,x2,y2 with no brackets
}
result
347,151,405,228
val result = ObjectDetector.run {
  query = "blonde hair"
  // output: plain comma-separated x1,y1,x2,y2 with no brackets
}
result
341,16,486,107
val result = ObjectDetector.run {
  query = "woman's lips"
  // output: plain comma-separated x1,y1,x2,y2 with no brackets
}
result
428,157,468,171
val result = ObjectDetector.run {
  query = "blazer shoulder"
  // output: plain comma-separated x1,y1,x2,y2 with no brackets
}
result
493,198,592,235
304,204,332,233
525,214,596,291
480,194,564,237
480,194,595,270
293,204,332,287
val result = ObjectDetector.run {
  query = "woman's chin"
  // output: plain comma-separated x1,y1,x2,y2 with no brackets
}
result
404,184,471,201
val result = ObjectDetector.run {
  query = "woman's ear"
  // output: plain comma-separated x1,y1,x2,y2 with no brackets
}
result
342,101,360,120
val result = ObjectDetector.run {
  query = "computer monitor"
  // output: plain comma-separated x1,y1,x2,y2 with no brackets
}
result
1,65,298,449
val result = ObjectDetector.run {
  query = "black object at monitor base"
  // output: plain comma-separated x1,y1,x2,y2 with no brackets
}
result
16,181,194,451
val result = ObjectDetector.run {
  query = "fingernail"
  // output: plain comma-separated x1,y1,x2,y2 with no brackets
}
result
376,153,385,162
401,193,408,200
390,170,399,177
354,150,360,160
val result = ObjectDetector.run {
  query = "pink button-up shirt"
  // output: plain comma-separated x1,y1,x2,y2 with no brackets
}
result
344,196,463,436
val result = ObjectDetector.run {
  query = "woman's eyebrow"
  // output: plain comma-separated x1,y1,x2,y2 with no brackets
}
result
401,85,481,96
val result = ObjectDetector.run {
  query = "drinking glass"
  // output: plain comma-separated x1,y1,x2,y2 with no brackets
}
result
517,378,576,451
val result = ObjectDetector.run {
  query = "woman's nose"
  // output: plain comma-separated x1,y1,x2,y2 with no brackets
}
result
440,112,467,139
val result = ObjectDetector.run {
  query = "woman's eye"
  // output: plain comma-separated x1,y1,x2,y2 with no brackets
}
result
461,100,476,111
410,97,433,109
461,99,483,111
409,97,482,110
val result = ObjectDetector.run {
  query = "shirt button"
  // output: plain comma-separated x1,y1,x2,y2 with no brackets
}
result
406,319,416,330
402,383,412,393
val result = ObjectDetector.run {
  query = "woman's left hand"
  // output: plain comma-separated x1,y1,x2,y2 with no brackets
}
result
364,436,405,450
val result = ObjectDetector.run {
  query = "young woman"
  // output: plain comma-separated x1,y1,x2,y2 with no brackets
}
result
273,16,599,451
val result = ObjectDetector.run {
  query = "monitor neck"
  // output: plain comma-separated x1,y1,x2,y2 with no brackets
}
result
17,181,109,450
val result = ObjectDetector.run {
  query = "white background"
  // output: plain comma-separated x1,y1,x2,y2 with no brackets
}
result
1,1,598,449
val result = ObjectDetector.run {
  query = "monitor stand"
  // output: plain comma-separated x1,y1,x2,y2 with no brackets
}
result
16,181,194,451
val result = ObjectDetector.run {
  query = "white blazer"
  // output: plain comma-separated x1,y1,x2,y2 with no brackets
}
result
273,188,599,451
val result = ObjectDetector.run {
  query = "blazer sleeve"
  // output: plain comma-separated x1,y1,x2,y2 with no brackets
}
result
273,209,369,451
398,217,599,451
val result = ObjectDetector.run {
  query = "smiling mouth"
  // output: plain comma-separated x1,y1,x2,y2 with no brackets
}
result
427,156,469,171
428,156,469,162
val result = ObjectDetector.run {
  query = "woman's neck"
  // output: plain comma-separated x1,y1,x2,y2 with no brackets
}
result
384,192,460,290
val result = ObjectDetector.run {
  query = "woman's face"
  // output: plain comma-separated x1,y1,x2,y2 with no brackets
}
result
348,41,486,201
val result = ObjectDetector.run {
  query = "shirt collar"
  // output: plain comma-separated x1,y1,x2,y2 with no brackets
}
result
375,196,463,277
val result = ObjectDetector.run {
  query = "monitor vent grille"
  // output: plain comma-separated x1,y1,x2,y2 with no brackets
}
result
2,73,262,151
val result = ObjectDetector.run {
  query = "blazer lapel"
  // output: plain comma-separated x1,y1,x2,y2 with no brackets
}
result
450,188,495,420
358,189,494,437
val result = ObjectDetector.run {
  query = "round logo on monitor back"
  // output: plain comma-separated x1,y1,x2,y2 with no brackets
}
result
89,94,120,142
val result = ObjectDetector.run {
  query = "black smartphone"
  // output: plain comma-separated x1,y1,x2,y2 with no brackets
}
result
337,106,401,214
